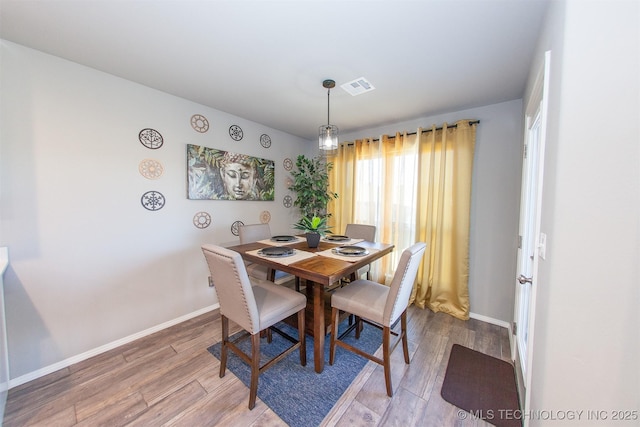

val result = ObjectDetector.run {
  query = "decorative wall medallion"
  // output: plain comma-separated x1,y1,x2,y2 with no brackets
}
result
141,191,165,211
138,159,164,180
260,134,272,148
285,176,293,189
260,210,271,224
139,128,164,149
283,195,293,208
191,114,210,133
229,125,243,141
283,157,293,171
193,211,212,229
231,220,245,236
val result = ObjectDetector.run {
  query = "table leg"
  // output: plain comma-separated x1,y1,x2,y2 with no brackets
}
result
311,281,325,373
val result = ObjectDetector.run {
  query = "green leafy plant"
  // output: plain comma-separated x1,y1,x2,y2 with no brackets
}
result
289,155,338,218
293,215,332,236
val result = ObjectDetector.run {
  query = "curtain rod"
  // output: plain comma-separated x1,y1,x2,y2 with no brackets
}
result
343,120,480,145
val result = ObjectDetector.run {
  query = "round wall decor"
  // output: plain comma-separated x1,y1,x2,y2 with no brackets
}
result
193,211,212,229
283,195,293,208
260,134,272,148
139,128,164,149
191,114,210,133
260,210,271,224
231,220,245,236
229,125,243,141
138,159,164,180
283,158,293,171
141,191,166,211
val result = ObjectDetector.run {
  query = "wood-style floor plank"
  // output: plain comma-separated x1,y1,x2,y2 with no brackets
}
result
5,303,511,427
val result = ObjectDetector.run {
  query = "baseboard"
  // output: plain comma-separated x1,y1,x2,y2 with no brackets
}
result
8,304,220,389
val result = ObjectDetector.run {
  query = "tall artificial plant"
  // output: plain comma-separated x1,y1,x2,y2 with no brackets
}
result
289,155,338,219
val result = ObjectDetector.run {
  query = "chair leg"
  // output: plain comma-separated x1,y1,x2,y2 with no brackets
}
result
329,307,339,365
248,333,260,410
219,315,229,378
295,277,300,292
355,316,362,339
383,325,393,397
298,308,306,366
401,311,410,364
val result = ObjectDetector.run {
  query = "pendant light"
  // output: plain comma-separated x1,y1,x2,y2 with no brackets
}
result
319,79,338,153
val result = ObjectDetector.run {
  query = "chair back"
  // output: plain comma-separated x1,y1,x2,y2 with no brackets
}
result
202,244,259,334
239,223,271,244
383,242,427,326
345,223,376,242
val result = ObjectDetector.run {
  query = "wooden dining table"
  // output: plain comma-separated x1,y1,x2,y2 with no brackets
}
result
226,237,394,373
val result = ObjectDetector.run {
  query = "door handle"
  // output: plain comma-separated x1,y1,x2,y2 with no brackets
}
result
517,275,533,284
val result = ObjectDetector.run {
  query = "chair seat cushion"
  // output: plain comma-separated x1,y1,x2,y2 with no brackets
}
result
245,262,270,281
245,262,293,283
251,279,307,330
274,269,294,281
331,279,389,325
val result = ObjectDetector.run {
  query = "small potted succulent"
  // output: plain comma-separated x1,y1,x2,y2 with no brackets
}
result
293,215,332,248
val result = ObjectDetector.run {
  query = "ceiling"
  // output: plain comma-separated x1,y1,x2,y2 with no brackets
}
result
0,0,549,141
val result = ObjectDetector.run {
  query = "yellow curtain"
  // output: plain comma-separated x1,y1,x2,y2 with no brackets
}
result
328,120,476,320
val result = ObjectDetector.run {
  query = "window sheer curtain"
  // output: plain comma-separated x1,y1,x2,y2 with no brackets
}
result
328,120,476,320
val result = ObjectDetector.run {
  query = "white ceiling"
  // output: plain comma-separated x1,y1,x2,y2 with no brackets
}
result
0,0,549,140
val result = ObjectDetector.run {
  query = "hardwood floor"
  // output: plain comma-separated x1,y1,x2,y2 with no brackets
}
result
4,297,511,427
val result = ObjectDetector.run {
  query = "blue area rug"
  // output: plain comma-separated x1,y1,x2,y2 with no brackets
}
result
208,319,381,427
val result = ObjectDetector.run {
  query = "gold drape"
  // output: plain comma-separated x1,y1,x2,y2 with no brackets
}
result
328,120,476,320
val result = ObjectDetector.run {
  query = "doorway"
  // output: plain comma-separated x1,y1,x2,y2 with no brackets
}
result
513,51,550,417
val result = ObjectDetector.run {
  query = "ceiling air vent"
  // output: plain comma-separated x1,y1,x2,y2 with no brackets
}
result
340,77,375,96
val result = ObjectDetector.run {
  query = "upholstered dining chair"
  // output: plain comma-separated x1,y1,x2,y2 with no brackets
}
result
239,223,292,283
344,223,376,280
202,244,306,409
238,223,272,281
329,242,427,397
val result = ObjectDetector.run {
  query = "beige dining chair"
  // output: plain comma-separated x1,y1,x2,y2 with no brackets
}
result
238,223,273,281
344,223,376,280
239,223,293,284
329,242,427,397
202,244,306,409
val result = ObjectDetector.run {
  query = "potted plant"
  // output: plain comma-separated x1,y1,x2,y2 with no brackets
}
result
289,155,338,219
293,215,332,248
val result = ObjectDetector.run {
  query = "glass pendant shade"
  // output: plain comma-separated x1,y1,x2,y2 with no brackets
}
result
319,124,338,152
319,79,338,154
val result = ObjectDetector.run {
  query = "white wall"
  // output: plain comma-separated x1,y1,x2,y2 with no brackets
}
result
341,100,524,323
0,40,316,381
526,0,639,422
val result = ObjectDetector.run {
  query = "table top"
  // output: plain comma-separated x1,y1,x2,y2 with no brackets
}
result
226,239,394,287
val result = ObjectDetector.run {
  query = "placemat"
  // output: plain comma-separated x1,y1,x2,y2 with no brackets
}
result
317,247,379,263
246,248,317,265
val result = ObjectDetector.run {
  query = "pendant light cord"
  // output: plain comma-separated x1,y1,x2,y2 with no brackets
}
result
327,88,331,126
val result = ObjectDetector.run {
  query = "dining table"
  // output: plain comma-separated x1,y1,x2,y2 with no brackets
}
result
226,235,394,373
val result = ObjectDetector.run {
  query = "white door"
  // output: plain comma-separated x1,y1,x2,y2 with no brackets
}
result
513,51,550,416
